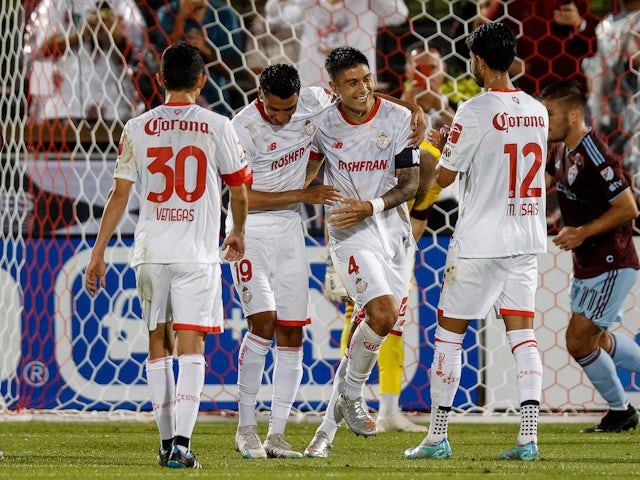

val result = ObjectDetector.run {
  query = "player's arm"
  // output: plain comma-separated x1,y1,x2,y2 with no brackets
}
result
437,164,457,188
248,183,341,210
223,183,249,261
374,92,426,147
553,188,639,251
85,177,133,295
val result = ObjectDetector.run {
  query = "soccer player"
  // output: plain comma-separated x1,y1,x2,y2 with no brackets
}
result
304,45,420,456
403,22,548,462
85,41,251,468
540,79,640,433
229,64,342,459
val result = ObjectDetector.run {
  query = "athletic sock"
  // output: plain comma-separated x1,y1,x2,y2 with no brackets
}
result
175,354,206,447
268,346,303,436
146,356,175,446
609,332,640,373
424,406,451,445
378,393,400,418
506,329,543,403
344,320,386,400
317,355,348,442
237,332,272,427
578,347,628,409
518,401,540,445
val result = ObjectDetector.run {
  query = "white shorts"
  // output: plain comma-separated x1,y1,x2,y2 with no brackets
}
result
331,236,414,310
135,263,223,333
231,229,310,325
438,244,538,320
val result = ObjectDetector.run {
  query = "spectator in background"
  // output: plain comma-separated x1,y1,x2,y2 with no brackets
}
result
480,0,598,96
155,0,243,116
24,0,147,123
264,0,409,87
582,0,640,181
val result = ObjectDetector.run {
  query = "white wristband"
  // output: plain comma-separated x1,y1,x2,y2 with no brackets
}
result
369,197,385,215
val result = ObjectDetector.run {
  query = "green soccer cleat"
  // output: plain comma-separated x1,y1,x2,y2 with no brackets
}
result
404,438,452,460
499,441,539,461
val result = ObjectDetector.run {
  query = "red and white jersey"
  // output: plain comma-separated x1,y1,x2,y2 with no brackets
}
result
115,103,251,266
228,86,335,236
440,89,548,257
315,97,417,251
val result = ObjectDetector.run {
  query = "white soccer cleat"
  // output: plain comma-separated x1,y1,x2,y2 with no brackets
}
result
304,430,332,458
235,425,267,459
334,394,377,437
263,433,303,459
377,414,428,433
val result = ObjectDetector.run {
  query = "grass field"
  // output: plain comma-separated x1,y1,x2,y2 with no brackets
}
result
0,419,638,479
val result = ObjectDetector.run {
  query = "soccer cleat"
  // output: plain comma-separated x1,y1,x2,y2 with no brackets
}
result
166,446,202,468
404,438,452,460
235,425,267,459
157,447,171,467
499,441,540,461
334,394,377,437
581,404,638,433
304,431,333,458
263,433,303,459
377,414,427,433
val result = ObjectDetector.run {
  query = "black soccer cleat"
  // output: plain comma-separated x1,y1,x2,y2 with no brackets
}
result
581,404,639,433
166,445,202,468
157,447,170,467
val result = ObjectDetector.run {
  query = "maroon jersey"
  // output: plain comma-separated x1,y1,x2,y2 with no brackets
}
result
546,129,639,278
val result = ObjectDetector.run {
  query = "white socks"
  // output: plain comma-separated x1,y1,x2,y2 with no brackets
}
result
237,332,272,427
146,356,175,444
344,321,386,399
268,346,303,436
175,354,206,442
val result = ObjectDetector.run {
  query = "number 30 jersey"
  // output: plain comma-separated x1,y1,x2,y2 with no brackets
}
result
115,103,251,266
440,89,548,258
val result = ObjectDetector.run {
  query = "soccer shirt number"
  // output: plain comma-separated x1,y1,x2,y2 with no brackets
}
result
234,259,252,283
505,142,543,199
147,146,207,203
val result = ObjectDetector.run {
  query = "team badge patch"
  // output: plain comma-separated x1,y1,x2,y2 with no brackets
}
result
567,164,578,186
241,286,252,304
449,123,462,144
304,120,315,135
355,277,368,294
600,166,614,181
376,132,389,150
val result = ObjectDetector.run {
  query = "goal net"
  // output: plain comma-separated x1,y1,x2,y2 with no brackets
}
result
2,0,639,416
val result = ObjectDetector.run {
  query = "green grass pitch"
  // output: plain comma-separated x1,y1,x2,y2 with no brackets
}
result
0,420,638,479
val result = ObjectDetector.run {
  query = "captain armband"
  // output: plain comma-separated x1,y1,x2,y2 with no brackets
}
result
395,147,420,169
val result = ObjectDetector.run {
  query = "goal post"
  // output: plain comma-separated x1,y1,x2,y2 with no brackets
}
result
2,0,638,416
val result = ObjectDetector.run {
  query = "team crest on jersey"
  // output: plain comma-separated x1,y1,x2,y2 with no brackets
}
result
304,120,315,135
241,286,252,304
567,163,579,186
376,132,389,150
600,166,614,181
355,277,368,294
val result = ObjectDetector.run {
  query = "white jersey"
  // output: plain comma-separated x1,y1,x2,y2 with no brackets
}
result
440,89,548,257
115,103,250,266
315,98,418,253
227,86,335,237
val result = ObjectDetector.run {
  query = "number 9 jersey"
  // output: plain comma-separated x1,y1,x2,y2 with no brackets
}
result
114,103,252,267
440,89,548,258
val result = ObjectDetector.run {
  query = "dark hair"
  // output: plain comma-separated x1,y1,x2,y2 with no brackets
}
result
160,41,205,91
538,79,587,109
259,64,301,99
466,22,516,72
325,46,369,81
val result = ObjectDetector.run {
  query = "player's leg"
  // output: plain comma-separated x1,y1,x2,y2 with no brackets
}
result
136,264,176,467
404,316,466,460
567,269,638,433
500,316,542,461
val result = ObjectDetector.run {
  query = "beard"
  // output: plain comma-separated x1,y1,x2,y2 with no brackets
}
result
472,65,484,88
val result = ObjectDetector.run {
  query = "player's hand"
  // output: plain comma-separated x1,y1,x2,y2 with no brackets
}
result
221,233,245,261
553,226,585,251
408,105,427,148
299,184,342,205
85,255,106,296
427,126,448,152
329,198,373,229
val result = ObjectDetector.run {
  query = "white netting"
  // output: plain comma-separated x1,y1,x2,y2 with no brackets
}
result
1,0,638,416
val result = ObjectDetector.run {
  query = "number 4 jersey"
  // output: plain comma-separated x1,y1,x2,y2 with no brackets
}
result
115,103,251,266
441,89,548,258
